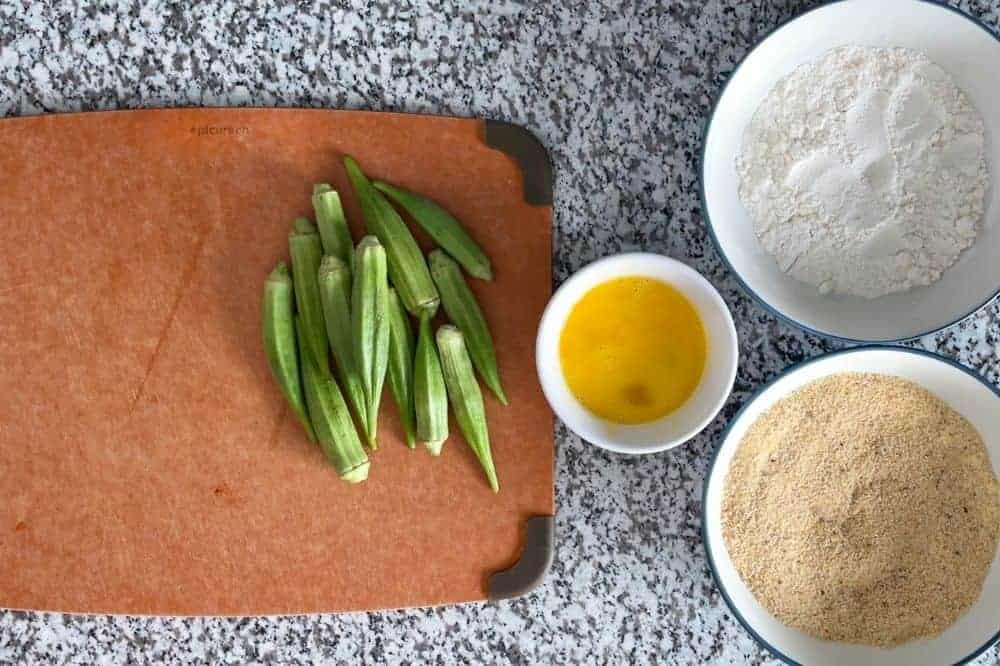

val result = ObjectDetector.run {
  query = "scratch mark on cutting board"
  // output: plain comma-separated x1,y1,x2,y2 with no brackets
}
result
0,281,37,298
267,404,287,449
127,224,213,417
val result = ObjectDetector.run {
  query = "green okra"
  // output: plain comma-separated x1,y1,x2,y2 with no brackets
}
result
261,263,316,442
428,249,507,405
318,255,368,437
289,217,330,375
312,184,355,272
373,181,493,281
295,316,369,483
343,156,440,318
436,325,499,493
386,287,417,448
413,312,449,455
351,236,391,449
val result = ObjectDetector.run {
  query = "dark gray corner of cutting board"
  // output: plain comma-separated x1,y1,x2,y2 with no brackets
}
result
487,515,555,601
483,120,553,207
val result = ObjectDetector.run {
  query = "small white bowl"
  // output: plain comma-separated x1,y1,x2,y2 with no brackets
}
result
703,346,1000,666
701,0,1000,342
535,253,738,454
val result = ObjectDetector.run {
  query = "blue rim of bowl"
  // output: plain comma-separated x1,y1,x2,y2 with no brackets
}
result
699,0,1000,345
701,345,1000,666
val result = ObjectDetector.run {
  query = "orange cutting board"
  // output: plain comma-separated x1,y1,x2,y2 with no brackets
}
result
0,108,554,616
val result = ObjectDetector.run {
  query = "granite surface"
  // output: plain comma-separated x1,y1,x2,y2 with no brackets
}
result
2,0,1000,664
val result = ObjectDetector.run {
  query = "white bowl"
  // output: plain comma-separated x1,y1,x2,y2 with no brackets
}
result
701,0,1000,342
703,346,1000,666
535,253,738,454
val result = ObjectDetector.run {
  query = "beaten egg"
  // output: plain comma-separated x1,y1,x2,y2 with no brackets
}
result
558,276,706,425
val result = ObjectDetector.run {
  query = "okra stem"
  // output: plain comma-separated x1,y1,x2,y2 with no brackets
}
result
312,184,355,273
289,217,330,375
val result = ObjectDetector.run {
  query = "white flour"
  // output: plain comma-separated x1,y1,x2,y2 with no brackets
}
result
736,46,989,299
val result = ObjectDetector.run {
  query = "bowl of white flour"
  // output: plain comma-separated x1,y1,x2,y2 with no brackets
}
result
701,0,1000,342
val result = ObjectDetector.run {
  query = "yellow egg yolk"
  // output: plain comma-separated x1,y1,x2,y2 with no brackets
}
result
558,276,707,425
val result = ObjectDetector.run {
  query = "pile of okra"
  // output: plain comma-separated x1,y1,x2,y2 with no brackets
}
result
262,156,505,491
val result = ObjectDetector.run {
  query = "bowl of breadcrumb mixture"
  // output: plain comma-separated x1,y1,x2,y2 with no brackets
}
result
703,347,1000,666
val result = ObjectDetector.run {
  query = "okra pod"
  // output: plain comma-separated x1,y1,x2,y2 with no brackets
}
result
437,325,498,493
428,249,507,405
261,263,315,442
413,313,448,455
295,316,370,483
289,217,330,375
351,236,390,449
312,184,355,273
318,255,368,437
386,287,417,448
343,156,440,318
373,181,493,281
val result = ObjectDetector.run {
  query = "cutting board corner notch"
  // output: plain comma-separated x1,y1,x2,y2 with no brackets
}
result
486,515,555,602
482,120,553,207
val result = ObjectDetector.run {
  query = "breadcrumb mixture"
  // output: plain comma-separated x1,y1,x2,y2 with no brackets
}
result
722,373,1000,647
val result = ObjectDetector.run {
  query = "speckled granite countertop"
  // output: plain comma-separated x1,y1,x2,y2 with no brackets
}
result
2,1,999,664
